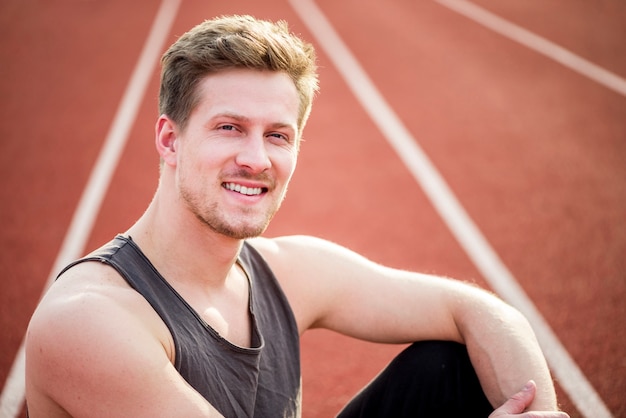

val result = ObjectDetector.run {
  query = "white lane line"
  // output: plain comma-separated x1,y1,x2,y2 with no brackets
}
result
288,0,613,417
436,0,626,98
0,1,181,417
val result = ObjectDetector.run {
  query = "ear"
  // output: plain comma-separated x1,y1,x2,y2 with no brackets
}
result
155,115,178,167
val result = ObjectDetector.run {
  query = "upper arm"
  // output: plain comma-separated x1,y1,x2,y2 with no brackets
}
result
251,236,559,410
25,264,222,418
250,235,483,343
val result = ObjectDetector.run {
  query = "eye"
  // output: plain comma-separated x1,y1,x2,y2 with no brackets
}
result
267,132,290,143
218,124,237,131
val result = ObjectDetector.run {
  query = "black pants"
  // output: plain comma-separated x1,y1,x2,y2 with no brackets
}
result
337,341,494,418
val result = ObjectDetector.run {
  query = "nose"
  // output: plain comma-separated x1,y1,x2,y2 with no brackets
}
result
235,134,272,173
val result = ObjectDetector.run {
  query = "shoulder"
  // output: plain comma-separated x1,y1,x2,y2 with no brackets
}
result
28,260,173,355
25,261,174,407
30,261,138,331
246,235,383,331
246,235,374,285
31,260,161,329
247,235,369,265
25,260,221,417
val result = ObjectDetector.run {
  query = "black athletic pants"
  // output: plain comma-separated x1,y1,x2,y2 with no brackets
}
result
337,341,495,418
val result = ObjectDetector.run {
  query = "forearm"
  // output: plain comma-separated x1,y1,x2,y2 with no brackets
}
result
454,288,558,411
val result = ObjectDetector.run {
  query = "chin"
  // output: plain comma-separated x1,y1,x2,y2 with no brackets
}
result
208,219,270,240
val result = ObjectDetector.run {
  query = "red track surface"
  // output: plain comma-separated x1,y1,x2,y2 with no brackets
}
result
1,1,624,417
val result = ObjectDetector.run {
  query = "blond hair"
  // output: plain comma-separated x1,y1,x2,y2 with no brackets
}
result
159,15,319,133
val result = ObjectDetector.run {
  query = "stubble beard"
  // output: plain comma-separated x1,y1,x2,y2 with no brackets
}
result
180,184,287,240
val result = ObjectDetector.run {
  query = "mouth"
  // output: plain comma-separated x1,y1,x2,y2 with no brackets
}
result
222,182,268,196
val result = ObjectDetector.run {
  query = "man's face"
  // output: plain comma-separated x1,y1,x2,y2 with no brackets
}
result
171,69,301,239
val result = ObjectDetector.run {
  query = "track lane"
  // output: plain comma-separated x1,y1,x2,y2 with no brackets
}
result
0,1,165,416
294,0,624,415
1,1,623,417
291,1,621,416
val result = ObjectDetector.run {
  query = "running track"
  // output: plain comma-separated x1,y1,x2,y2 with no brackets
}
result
1,1,624,417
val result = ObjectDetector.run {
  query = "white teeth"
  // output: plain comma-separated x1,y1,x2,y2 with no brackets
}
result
223,182,263,196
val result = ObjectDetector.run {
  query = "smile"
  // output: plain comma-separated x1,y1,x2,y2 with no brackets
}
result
223,182,266,196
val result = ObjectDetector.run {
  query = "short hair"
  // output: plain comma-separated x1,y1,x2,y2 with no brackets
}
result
159,15,319,134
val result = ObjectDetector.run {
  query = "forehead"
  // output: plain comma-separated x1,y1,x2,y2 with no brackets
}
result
192,69,300,126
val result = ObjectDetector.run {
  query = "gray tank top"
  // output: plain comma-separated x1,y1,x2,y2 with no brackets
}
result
58,235,301,418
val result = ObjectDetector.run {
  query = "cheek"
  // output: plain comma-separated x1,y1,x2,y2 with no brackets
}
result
275,150,298,182
176,146,208,187
179,141,221,172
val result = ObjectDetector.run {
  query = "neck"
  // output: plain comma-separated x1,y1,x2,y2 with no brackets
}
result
126,190,244,289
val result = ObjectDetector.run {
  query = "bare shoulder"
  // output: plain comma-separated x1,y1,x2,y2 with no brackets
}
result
27,261,169,353
25,261,212,417
28,261,153,341
248,235,371,268
247,235,376,289
246,235,383,332
246,234,319,255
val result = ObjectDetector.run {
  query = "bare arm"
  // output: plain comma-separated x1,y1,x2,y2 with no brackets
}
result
251,235,561,412
25,263,223,418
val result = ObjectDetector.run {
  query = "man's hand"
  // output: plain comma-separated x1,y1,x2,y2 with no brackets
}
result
489,381,569,418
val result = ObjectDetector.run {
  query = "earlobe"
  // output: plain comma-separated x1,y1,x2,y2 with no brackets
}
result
155,115,178,166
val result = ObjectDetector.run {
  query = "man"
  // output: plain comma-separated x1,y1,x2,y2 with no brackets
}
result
25,15,568,417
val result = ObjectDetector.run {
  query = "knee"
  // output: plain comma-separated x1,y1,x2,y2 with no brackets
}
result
339,341,492,417
393,340,471,379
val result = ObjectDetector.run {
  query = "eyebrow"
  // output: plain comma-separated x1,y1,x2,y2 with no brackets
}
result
214,112,249,123
213,112,297,132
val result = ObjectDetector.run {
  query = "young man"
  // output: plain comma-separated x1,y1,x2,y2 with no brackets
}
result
25,15,568,418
